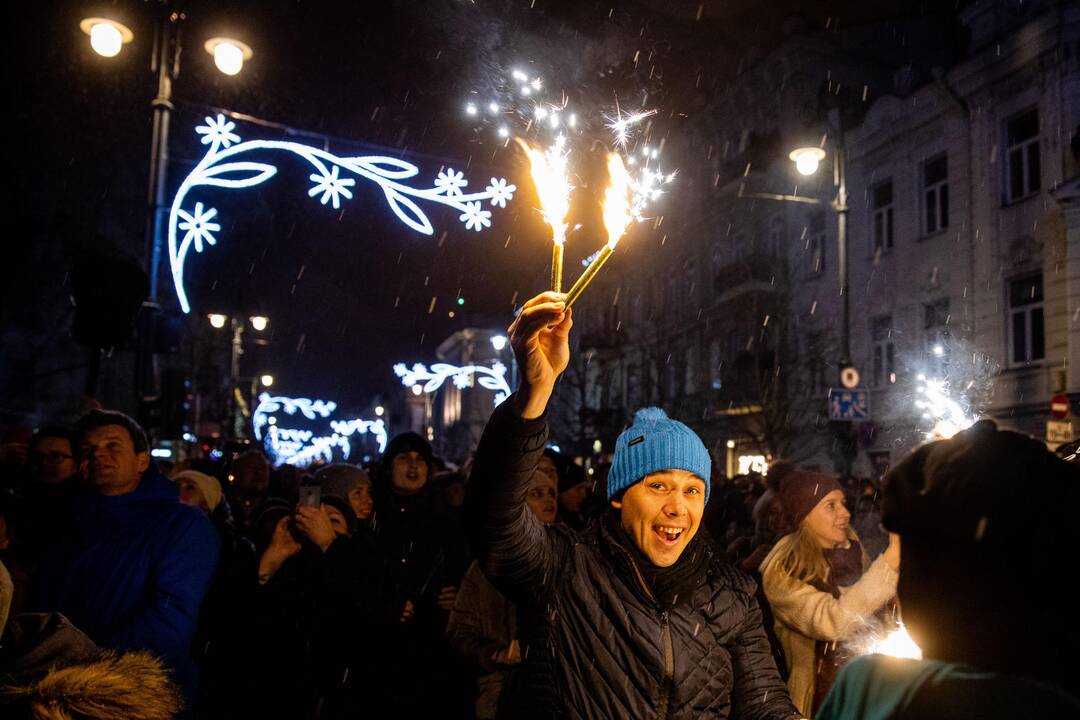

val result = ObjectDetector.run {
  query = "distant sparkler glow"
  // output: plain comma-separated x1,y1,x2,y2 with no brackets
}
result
915,374,976,440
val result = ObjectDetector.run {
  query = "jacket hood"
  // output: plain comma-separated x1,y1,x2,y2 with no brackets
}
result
1,650,182,720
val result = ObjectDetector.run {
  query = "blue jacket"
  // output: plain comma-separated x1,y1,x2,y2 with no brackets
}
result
36,466,219,690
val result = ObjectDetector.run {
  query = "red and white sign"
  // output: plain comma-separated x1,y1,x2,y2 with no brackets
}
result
840,366,860,390
1050,394,1071,419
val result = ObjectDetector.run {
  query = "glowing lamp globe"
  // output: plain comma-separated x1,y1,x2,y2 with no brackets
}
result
789,147,826,176
204,37,252,76
490,335,508,351
208,313,227,329
260,374,274,387
250,315,269,331
80,18,133,58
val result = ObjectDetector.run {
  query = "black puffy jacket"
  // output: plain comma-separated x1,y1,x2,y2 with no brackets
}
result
466,398,801,720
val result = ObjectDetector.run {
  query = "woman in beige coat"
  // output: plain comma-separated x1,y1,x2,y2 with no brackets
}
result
760,467,900,718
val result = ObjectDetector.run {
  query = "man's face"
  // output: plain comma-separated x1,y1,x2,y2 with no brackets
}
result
612,469,706,567
29,436,77,485
559,481,589,514
177,477,209,513
233,455,270,499
79,425,149,497
347,483,373,520
391,451,428,494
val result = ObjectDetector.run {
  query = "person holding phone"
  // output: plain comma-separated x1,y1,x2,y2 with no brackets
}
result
465,292,801,720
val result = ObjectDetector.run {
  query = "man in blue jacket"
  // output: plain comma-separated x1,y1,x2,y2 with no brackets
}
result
34,410,219,698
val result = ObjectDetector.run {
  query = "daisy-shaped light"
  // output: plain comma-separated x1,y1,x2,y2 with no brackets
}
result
177,202,221,252
308,166,356,210
460,201,492,232
485,177,516,208
435,168,468,196
452,372,475,389
195,114,241,149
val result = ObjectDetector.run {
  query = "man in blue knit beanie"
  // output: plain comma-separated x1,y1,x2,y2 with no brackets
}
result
465,292,801,720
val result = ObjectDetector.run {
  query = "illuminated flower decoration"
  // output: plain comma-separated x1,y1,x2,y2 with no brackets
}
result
195,115,241,149
308,165,356,209
485,178,516,208
253,393,387,467
168,114,515,313
460,201,492,232
435,168,468,196
176,202,221,253
394,361,510,406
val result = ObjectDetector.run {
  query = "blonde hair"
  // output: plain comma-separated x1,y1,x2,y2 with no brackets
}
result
767,521,860,587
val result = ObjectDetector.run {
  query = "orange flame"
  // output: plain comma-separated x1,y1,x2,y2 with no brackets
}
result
515,138,571,246
602,152,633,247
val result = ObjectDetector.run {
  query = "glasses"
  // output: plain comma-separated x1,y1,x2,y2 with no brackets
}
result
31,451,74,464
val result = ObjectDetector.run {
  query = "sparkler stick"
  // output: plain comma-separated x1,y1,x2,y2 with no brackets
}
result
565,153,632,308
551,243,564,292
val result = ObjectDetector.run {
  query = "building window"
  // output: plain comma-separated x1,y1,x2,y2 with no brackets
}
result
871,180,894,253
684,345,698,395
807,332,827,393
872,316,895,387
768,215,785,256
806,209,826,275
1005,108,1040,203
709,339,722,390
922,154,949,235
1008,274,1044,365
924,298,950,373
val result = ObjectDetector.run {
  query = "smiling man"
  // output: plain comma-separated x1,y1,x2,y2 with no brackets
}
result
466,292,801,720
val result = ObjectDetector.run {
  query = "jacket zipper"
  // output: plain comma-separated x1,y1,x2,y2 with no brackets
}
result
613,543,675,720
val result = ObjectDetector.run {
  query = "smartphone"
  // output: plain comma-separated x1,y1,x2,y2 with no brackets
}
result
298,485,321,508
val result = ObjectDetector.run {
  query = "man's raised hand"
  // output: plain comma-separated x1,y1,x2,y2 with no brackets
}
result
508,292,572,419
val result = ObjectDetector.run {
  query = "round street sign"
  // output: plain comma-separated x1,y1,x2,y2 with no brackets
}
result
1051,394,1071,419
840,366,860,390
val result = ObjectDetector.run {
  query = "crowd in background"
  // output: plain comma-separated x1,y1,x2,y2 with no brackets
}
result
0,399,1076,719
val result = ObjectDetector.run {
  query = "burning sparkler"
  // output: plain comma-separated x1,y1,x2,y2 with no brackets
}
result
564,153,632,307
915,374,976,440
515,137,572,291
853,621,923,660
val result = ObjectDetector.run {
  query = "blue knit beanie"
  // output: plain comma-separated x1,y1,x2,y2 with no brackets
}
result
607,408,712,503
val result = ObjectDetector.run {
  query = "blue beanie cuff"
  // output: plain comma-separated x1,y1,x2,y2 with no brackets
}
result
607,408,712,503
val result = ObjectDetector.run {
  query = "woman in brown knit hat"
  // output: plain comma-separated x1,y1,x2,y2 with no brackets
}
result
759,464,901,718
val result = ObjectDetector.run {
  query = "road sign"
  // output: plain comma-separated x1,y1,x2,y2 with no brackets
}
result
840,366,860,389
828,388,870,421
1047,419,1075,444
1050,394,1071,419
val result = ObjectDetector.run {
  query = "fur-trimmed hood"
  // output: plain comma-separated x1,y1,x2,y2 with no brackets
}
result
2,651,181,720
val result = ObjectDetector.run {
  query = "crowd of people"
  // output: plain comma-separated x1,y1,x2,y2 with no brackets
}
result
0,291,1076,719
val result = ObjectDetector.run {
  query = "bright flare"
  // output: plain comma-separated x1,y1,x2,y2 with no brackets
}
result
916,375,975,440
90,22,123,57
864,624,923,660
602,153,633,247
514,138,571,247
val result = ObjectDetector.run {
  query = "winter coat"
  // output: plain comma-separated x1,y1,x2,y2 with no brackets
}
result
0,612,182,720
447,560,518,719
465,397,801,720
759,534,898,717
34,467,219,695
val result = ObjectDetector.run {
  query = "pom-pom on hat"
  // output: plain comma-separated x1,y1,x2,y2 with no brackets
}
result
607,407,712,503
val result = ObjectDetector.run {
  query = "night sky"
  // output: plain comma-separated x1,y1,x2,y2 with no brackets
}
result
8,0,957,418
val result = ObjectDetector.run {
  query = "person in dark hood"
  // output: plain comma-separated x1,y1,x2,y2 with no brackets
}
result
32,410,219,702
466,292,800,720
371,430,471,716
554,450,594,530
817,420,1079,719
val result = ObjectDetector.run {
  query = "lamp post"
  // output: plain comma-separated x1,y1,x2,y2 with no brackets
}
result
208,314,269,439
79,8,253,302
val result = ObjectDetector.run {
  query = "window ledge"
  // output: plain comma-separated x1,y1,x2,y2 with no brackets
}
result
1001,361,1045,373
918,228,950,241
1002,191,1040,209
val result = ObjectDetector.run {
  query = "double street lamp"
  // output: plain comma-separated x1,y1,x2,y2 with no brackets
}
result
207,314,270,439
79,10,254,302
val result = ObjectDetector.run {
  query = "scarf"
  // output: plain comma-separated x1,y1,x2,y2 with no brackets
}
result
602,510,710,608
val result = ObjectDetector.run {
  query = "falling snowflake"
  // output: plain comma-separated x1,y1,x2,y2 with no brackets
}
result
308,166,356,209
176,202,221,252
195,115,241,149
485,177,516,208
460,201,492,231
435,168,468,196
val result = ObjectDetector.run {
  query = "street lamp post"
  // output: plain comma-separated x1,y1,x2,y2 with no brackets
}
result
208,314,268,439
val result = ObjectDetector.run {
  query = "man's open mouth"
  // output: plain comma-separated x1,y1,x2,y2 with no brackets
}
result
653,525,686,545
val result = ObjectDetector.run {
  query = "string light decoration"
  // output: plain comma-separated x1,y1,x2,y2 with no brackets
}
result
252,393,387,467
168,114,516,313
393,361,511,406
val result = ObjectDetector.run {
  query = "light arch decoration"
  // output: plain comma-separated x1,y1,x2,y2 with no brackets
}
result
393,361,511,406
252,392,387,467
169,114,516,312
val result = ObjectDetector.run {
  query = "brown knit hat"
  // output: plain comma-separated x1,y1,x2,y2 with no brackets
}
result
776,466,842,531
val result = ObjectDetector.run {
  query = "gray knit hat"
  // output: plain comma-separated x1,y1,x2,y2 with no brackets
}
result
607,408,712,502
314,463,370,502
